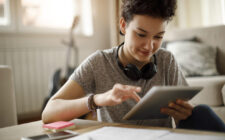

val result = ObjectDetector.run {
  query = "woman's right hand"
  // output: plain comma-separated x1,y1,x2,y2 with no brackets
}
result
93,83,141,107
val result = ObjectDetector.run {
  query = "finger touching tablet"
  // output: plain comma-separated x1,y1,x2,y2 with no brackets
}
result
123,86,202,120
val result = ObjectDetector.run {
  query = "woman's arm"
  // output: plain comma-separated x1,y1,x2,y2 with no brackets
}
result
42,79,88,124
42,80,141,124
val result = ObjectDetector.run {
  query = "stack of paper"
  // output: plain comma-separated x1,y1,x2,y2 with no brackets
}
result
66,126,225,140
66,127,169,140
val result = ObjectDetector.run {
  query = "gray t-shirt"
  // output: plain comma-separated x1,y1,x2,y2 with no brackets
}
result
70,47,187,128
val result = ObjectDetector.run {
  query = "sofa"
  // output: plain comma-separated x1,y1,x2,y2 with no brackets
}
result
164,25,225,123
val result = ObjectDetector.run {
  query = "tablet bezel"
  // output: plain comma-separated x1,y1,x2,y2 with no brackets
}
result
123,86,202,120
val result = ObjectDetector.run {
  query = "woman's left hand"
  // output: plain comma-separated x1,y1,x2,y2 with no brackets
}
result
160,99,193,124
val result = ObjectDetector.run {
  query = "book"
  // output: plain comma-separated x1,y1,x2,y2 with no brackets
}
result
43,121,76,133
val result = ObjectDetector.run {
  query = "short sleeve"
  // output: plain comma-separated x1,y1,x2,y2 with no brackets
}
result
167,53,188,86
69,52,98,95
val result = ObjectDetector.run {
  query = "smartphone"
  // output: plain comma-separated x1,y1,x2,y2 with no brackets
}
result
21,130,79,140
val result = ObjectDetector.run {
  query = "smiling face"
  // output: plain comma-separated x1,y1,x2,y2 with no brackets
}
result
120,15,167,67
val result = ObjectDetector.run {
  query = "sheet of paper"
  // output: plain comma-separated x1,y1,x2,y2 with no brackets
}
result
66,126,225,140
157,133,225,140
66,126,170,140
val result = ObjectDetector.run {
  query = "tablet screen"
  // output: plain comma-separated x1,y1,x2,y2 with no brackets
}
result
123,86,202,120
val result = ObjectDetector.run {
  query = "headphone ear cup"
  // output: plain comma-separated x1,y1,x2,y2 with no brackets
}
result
141,62,157,79
124,64,142,81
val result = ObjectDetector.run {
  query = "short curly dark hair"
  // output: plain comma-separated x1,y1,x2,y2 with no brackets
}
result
121,0,177,23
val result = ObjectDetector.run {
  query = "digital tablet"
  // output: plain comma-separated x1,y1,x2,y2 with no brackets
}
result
123,86,202,120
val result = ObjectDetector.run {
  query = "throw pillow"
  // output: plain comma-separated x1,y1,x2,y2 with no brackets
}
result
166,41,219,77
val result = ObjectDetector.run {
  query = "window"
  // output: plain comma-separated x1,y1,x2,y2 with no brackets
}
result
0,0,10,26
175,0,225,29
21,0,75,29
0,0,93,36
20,0,93,35
222,0,225,24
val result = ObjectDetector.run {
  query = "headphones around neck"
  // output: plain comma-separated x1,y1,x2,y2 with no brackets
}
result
116,42,157,81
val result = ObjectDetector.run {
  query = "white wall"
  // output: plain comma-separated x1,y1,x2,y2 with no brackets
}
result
0,0,111,120
169,0,225,30
0,0,111,64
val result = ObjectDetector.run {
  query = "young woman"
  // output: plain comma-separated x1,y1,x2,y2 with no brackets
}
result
42,0,225,132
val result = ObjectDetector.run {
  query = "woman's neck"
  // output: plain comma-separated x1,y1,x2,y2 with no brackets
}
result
119,46,147,70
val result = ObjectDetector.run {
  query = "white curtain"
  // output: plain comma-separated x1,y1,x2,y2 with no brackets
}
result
170,0,225,29
109,0,124,48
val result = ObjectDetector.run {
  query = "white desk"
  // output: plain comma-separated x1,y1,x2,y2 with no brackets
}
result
0,119,224,140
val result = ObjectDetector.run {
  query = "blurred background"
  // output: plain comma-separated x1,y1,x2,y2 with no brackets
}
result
0,0,225,125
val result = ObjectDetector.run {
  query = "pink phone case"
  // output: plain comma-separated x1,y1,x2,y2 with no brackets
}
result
43,121,75,129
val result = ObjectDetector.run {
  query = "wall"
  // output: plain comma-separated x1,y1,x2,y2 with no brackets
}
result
169,0,225,30
0,0,111,121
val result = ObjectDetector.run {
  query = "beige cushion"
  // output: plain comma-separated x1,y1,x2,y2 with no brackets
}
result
164,25,225,75
187,76,225,106
167,41,219,77
222,84,225,105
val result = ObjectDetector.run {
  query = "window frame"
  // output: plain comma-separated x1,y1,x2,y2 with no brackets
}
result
0,0,94,36
0,0,16,32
